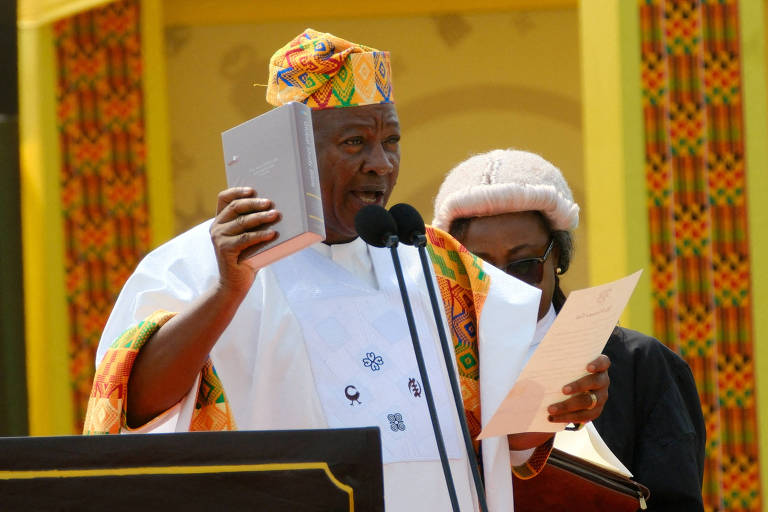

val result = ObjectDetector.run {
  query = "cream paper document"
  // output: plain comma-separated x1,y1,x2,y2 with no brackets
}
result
478,270,643,438
554,422,633,477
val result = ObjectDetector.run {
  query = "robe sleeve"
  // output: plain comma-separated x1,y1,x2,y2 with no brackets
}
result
86,220,238,434
596,327,705,511
83,311,177,434
510,436,555,479
633,352,705,510
84,309,237,435
96,220,219,367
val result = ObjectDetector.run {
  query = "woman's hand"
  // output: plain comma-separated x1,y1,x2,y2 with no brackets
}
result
546,354,610,424
506,355,610,452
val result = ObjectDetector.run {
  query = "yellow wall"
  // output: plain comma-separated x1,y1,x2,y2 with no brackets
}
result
579,0,649,332
163,8,589,292
743,0,768,503
18,24,74,435
142,0,175,245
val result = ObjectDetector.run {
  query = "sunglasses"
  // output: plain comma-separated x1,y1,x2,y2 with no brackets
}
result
503,239,555,285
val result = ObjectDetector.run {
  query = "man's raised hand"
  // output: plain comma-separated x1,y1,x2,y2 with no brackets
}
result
210,187,281,295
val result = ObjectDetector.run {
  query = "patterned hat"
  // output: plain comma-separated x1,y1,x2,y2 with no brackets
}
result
266,28,394,110
432,149,580,232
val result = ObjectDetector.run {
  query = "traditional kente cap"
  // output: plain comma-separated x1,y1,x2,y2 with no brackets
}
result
266,28,394,110
432,149,580,232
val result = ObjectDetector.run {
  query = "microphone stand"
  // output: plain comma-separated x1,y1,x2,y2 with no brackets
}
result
413,233,489,512
385,234,461,512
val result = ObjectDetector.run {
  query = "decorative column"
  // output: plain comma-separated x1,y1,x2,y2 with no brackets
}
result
640,1,761,510
52,0,152,430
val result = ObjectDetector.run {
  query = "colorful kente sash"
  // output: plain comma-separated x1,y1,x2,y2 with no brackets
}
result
82,310,235,434
424,226,489,452
425,227,553,478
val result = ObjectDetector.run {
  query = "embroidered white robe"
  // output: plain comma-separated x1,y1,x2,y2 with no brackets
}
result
96,220,541,511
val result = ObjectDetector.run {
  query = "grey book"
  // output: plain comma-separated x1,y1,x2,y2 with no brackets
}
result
221,102,325,267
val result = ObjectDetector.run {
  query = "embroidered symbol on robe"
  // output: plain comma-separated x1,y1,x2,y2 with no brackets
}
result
363,352,384,371
345,385,361,405
408,378,422,397
388,413,406,432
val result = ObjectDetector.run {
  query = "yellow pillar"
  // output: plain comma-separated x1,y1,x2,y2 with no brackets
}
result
578,0,651,333
739,0,768,502
18,24,74,435
18,0,114,27
141,0,174,245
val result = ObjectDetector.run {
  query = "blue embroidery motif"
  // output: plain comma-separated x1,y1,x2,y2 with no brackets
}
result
362,352,384,371
387,413,406,432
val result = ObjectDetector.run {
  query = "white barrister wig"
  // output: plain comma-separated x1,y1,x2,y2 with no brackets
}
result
431,149,580,232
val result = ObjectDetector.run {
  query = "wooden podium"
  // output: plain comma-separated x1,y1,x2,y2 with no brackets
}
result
0,428,383,511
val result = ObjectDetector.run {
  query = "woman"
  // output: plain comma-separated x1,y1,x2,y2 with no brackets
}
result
432,149,705,511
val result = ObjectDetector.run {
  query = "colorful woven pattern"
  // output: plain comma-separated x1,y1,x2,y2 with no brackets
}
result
53,0,152,432
190,360,236,432
83,311,236,434
702,2,760,509
640,1,760,510
425,226,489,450
425,226,552,477
266,28,394,109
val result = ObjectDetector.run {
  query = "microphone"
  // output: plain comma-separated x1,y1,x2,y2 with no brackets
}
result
354,205,460,512
389,202,425,246
354,204,399,248
390,203,489,512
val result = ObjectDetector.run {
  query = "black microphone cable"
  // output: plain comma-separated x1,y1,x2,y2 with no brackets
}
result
355,205,460,512
389,203,489,512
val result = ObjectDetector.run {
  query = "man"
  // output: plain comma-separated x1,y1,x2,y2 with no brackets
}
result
84,30,610,510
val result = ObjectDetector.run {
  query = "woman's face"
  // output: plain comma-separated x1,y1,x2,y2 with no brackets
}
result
453,211,558,320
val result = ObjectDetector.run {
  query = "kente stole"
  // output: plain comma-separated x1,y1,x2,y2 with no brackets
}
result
82,311,235,434
424,226,488,451
426,227,553,478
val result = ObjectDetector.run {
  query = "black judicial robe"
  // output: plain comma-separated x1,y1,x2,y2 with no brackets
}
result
595,327,706,512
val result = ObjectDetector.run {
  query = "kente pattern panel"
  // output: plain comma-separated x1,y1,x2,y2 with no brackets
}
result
640,1,760,510
54,0,150,432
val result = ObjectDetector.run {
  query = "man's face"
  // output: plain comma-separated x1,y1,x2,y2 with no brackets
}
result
312,103,401,244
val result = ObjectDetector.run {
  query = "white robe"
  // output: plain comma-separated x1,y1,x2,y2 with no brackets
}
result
96,220,541,511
